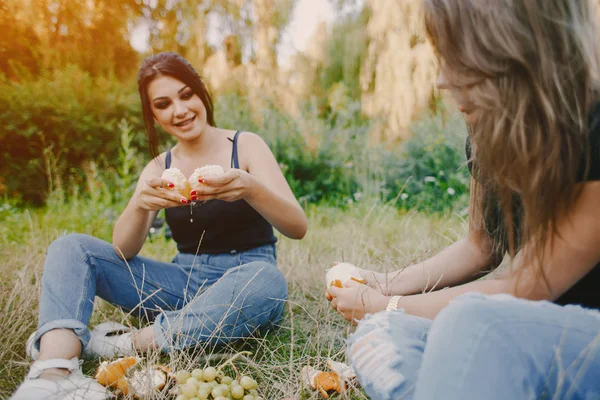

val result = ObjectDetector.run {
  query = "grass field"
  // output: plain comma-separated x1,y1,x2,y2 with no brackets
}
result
0,198,466,399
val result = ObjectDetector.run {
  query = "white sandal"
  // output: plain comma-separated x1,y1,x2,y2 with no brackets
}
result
10,357,112,400
27,322,135,361
86,322,136,359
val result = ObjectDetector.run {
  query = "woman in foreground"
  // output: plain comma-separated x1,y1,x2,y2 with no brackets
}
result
327,1,600,399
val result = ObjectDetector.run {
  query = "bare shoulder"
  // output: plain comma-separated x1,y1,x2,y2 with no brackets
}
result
559,181,600,248
140,152,167,179
572,181,600,214
235,131,274,170
237,131,269,149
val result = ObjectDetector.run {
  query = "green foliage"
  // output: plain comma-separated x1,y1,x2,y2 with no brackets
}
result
0,67,144,204
319,5,370,101
3,0,140,79
115,119,143,204
380,113,471,214
0,3,40,80
1,68,468,214
216,94,366,206
213,93,260,132
223,94,471,214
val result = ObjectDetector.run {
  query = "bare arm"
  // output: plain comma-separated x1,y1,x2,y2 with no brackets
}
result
242,133,307,239
392,181,600,319
330,182,600,323
385,236,495,295
112,157,185,259
367,178,498,295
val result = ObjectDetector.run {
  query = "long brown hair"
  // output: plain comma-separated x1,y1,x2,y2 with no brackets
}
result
424,0,600,295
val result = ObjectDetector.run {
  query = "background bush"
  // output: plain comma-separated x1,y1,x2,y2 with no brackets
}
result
0,71,469,213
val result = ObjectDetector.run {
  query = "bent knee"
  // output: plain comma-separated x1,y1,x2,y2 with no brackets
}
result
49,233,87,252
237,261,288,300
45,233,110,274
47,233,108,256
45,234,93,267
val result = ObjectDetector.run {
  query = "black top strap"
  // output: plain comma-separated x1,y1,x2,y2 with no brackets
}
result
230,130,242,169
166,148,172,169
166,131,241,170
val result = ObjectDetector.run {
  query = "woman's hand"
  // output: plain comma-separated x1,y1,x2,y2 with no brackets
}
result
330,261,398,296
135,177,187,212
359,268,399,296
193,169,255,202
326,280,390,324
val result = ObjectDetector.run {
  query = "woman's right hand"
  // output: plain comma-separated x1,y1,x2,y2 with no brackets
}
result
135,177,188,212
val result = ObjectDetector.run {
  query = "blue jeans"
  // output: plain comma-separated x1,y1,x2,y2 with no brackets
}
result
34,234,287,353
348,293,600,400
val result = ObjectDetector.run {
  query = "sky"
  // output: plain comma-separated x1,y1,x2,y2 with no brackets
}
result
130,0,362,67
276,0,336,67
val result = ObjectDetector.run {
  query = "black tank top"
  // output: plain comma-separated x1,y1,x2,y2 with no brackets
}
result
164,130,277,254
466,102,600,309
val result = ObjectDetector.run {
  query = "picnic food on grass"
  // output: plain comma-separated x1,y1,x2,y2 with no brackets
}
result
161,165,226,201
301,359,358,399
325,262,366,289
174,366,262,400
95,356,138,395
95,357,175,398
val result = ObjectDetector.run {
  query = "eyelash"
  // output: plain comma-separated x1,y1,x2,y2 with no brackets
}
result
154,92,194,109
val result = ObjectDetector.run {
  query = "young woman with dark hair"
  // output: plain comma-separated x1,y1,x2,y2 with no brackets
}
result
12,52,307,400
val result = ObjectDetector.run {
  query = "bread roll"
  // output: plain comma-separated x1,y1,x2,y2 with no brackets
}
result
161,168,191,199
189,164,225,193
325,262,366,288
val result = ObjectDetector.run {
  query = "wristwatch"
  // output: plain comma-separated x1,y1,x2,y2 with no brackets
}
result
386,295,403,311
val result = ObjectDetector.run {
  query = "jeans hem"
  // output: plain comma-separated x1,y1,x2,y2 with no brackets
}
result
35,319,91,352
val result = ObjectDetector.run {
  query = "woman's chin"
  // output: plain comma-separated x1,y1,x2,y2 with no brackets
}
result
462,110,479,125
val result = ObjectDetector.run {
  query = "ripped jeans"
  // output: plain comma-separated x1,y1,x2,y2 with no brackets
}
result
347,293,600,400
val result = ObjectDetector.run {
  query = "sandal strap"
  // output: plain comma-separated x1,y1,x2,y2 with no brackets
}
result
28,357,80,379
92,322,133,334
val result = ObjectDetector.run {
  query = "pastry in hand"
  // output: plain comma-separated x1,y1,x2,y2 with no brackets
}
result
161,168,191,199
325,262,366,288
189,164,225,193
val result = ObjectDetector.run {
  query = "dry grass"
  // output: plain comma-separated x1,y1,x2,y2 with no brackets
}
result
0,199,465,399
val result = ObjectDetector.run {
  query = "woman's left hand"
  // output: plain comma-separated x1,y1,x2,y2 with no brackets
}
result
326,280,390,324
193,169,256,202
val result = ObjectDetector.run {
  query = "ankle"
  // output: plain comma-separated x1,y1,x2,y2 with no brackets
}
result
131,327,157,352
131,330,144,352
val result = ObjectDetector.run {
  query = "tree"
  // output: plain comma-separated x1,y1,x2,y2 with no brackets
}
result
0,1,40,79
2,0,140,80
360,0,438,141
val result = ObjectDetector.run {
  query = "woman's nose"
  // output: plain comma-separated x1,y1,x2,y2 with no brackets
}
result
173,100,187,117
436,72,450,90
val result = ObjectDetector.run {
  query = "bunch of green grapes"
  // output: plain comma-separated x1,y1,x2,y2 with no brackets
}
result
174,366,263,400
